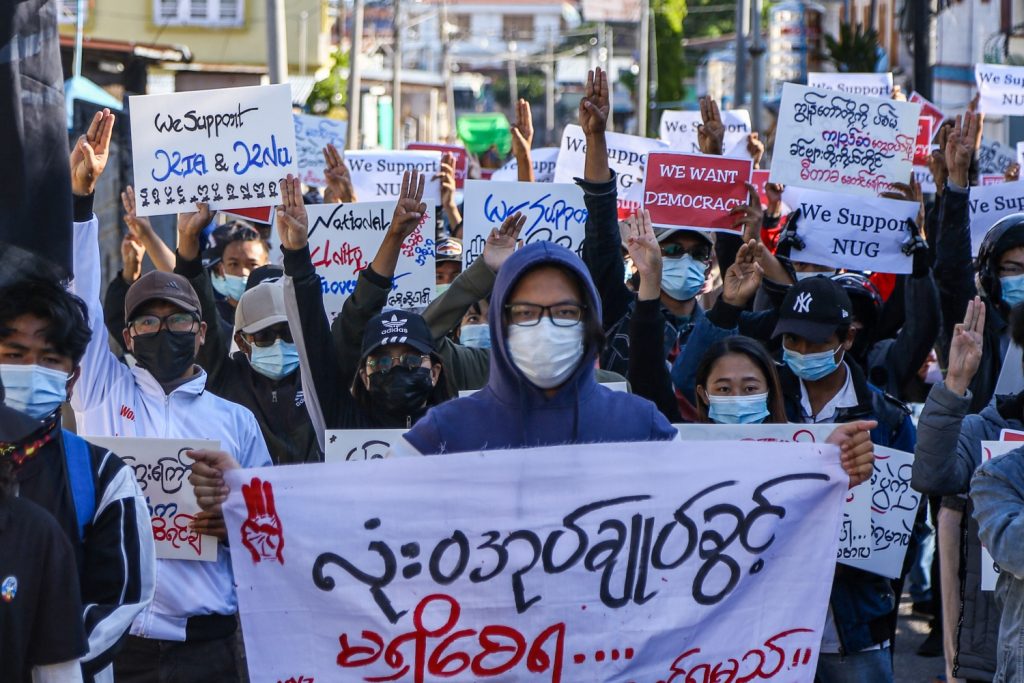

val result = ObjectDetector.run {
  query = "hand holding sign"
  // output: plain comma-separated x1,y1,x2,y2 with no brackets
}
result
881,179,925,232
121,234,145,284
482,212,526,273
71,108,115,196
579,67,610,138
946,296,986,396
722,239,765,307
241,477,285,565
186,449,237,509
827,420,878,488
698,96,726,156
322,143,356,204
276,175,309,250
729,183,764,242
1006,162,1021,183
623,209,662,301
947,112,983,187
176,202,214,261
747,132,765,169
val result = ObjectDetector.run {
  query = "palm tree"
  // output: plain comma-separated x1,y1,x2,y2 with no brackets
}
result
824,23,883,73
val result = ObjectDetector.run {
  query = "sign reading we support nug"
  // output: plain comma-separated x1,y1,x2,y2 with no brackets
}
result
224,440,847,682
129,83,297,216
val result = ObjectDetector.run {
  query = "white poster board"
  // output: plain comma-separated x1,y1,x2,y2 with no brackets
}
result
293,113,348,187
658,109,752,157
224,439,846,681
324,429,409,462
490,147,560,182
344,150,443,204
978,137,1018,175
129,83,297,216
967,181,1024,255
84,436,219,561
807,71,894,98
975,64,1024,116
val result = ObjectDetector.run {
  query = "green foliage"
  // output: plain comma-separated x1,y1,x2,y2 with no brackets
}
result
824,24,882,73
653,0,689,102
306,49,349,115
492,72,545,108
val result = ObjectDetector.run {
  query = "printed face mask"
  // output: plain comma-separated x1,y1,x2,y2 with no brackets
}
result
0,364,69,419
707,392,771,425
249,339,300,380
211,272,247,302
506,319,585,389
660,254,707,301
132,331,197,383
368,366,434,415
783,345,842,382
459,323,491,349
1001,274,1024,307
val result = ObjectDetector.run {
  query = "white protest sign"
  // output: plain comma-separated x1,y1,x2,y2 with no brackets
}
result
674,423,872,560
843,445,921,580
325,429,409,462
224,439,846,682
658,109,752,157
913,165,937,193
978,137,1018,175
490,147,560,182
975,64,1024,115
84,436,219,561
1018,141,1024,168
782,187,918,274
293,113,348,187
554,124,668,217
344,151,443,204
305,201,435,320
967,181,1024,255
770,83,921,196
129,83,297,216
807,71,894,98
461,180,588,267
980,440,1020,590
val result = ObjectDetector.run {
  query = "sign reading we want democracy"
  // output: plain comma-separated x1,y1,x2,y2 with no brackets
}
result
224,439,847,682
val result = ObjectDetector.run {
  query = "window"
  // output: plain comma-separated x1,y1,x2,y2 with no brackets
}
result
57,0,86,24
451,14,471,37
502,15,534,42
155,0,244,27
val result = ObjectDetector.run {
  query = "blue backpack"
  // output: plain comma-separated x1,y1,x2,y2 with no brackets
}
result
62,430,96,540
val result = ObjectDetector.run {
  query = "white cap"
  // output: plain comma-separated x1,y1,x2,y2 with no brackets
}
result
234,281,288,333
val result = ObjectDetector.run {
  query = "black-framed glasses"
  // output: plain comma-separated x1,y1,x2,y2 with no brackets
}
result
242,325,293,348
128,312,200,337
661,242,712,263
366,353,429,374
504,303,586,327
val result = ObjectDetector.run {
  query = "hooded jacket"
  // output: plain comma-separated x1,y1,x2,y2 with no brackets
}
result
404,242,677,454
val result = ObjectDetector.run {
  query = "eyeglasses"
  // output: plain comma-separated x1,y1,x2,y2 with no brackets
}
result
242,325,293,348
661,242,712,263
504,303,586,327
366,353,429,374
128,312,199,337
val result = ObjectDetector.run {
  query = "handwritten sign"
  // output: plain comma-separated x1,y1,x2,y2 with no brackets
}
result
84,436,219,561
980,440,1020,589
305,201,435,320
293,114,348,187
490,147,560,182
770,83,921,196
913,165,937,194
658,109,752,157
554,124,668,218
643,152,752,234
408,143,468,189
344,151,443,204
461,179,588,267
782,187,918,274
976,64,1024,115
807,71,894,98
968,181,1024,255
910,91,945,132
978,137,1017,175
673,423,872,561
324,429,408,462
224,439,846,682
129,83,297,216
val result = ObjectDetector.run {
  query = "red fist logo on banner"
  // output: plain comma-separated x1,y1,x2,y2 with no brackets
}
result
241,477,285,565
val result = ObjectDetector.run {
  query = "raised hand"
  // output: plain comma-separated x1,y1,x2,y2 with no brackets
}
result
1006,162,1021,183
175,202,214,261
185,449,238,510
880,178,925,230
697,97,725,155
70,108,115,196
482,212,526,273
891,84,906,101
722,239,765,307
322,143,357,203
240,477,285,565
511,99,535,158
276,174,309,250
436,152,458,212
729,183,764,243
826,420,878,489
122,186,154,238
622,209,662,302
946,111,983,188
946,296,985,396
579,68,609,138
389,170,428,242
121,235,145,284
747,132,765,169
765,182,784,217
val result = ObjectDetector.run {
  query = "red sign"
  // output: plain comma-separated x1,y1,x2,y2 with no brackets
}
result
222,206,274,224
913,118,933,167
1001,428,1024,441
643,152,753,234
408,143,469,189
752,169,773,208
910,92,945,136
980,174,1006,186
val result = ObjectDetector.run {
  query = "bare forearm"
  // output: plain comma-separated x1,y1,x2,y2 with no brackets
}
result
137,228,175,272
516,151,535,183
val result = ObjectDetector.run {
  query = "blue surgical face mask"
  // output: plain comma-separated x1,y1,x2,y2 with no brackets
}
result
783,345,843,382
661,254,707,301
0,364,69,419
248,339,300,380
707,392,771,424
436,283,452,297
1001,274,1024,306
211,272,247,302
459,323,491,349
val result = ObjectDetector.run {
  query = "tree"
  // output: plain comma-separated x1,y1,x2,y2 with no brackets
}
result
306,49,349,115
653,0,689,103
824,24,883,73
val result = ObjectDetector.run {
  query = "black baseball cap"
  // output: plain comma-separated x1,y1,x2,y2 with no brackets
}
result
772,276,853,344
358,311,435,363
202,220,260,266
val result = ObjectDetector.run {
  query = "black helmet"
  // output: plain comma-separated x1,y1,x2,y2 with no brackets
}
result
977,213,1024,305
831,272,883,330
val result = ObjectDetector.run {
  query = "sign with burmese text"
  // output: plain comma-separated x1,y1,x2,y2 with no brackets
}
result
84,436,219,561
643,152,752,234
224,440,845,682
129,83,297,216
771,83,921,196
782,187,918,274
978,137,1017,175
408,142,469,189
293,113,348,187
461,180,588,267
324,429,408,462
975,64,1024,116
344,150,443,204
658,108,752,157
305,201,435,320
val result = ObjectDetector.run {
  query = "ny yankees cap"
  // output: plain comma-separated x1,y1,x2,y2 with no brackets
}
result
359,310,435,363
772,276,853,344
436,237,464,264
125,271,201,322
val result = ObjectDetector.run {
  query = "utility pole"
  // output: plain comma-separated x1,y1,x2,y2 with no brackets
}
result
606,25,614,132
545,37,556,145
392,0,403,148
638,0,650,136
440,0,455,139
749,0,765,134
733,0,749,107
266,0,288,84
73,0,84,79
911,0,932,100
507,42,519,106
347,0,365,149
299,11,309,76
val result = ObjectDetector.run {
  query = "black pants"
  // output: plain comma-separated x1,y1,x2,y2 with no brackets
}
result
113,634,240,683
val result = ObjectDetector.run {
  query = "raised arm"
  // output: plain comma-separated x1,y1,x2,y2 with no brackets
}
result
437,152,463,233
122,186,175,272
323,143,358,204
511,99,535,182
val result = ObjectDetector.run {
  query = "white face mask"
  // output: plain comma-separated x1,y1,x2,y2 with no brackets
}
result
506,319,585,389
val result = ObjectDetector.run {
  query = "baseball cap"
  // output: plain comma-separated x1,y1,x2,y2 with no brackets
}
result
436,237,463,264
772,276,853,344
125,271,201,322
359,311,435,363
235,281,288,334
654,227,715,245
245,264,284,292
202,220,261,266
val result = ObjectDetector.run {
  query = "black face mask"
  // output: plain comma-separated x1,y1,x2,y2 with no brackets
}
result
132,331,197,383
368,367,434,415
